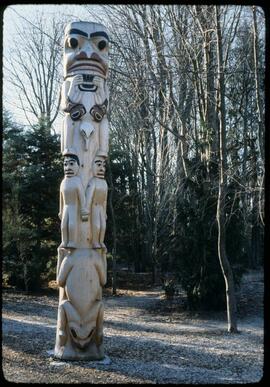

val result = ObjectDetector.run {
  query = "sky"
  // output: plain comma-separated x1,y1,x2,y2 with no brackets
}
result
3,4,104,130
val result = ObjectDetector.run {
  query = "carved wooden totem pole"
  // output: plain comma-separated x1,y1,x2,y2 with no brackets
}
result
54,21,109,361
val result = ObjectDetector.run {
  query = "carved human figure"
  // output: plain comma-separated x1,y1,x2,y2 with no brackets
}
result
61,21,110,161
55,248,106,359
59,154,88,248
86,156,108,250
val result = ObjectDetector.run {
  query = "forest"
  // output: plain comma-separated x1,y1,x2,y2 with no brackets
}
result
3,5,265,327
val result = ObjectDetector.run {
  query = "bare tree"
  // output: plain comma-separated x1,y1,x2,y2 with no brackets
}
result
252,6,265,163
215,6,238,332
4,11,65,129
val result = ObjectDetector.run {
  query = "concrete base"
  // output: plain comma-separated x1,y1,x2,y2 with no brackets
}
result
47,349,111,366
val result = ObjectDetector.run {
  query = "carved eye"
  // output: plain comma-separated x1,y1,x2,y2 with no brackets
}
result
71,328,77,338
88,329,94,338
69,38,78,49
98,40,107,50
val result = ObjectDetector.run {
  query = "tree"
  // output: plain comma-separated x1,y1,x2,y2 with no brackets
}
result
4,11,65,129
3,111,62,291
215,6,238,332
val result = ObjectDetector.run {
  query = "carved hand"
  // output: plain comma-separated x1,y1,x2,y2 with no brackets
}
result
92,76,104,89
58,212,62,220
93,76,105,104
68,75,83,103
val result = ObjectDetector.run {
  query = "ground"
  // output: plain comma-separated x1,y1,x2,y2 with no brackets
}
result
2,270,264,384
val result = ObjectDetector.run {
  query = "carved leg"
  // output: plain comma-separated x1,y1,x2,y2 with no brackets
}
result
95,303,104,347
92,206,101,248
58,301,68,346
60,210,69,247
99,211,106,249
67,206,77,248
56,246,65,278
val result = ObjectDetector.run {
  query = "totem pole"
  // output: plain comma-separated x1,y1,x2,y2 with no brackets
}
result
54,21,109,361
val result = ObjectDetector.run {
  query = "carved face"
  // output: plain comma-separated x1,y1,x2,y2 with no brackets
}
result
64,21,109,79
93,156,106,179
64,156,80,177
68,321,96,350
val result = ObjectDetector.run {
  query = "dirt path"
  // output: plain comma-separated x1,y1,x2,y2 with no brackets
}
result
2,271,264,384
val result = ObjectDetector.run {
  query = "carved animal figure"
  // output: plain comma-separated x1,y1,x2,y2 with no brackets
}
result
56,248,106,350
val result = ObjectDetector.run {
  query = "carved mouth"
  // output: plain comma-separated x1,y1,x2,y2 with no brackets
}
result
65,170,75,176
78,84,97,92
70,327,95,350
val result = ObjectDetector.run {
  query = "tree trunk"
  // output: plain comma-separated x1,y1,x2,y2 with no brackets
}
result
23,260,29,293
252,6,264,162
215,6,238,333
217,184,238,332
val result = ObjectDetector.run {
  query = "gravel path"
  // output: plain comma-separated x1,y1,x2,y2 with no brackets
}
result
2,270,264,384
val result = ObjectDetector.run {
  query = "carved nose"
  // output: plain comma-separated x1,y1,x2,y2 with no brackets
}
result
91,53,102,62
75,51,88,60
75,51,103,62
75,41,93,59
